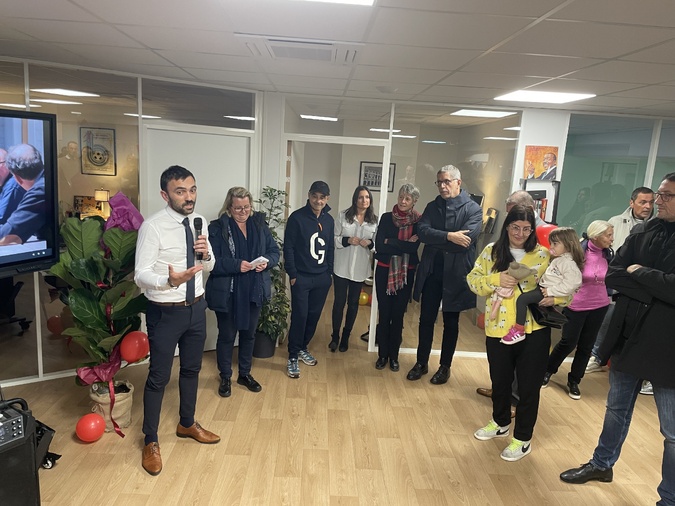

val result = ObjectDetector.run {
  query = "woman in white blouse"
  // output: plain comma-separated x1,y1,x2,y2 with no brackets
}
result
330,186,378,352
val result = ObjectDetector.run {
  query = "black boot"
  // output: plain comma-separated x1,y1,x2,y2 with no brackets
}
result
339,332,350,352
328,334,339,352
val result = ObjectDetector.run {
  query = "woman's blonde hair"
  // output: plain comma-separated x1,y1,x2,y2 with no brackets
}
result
218,186,254,218
548,227,585,270
586,220,612,240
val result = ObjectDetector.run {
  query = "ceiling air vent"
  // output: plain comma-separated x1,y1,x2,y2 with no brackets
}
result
236,33,361,65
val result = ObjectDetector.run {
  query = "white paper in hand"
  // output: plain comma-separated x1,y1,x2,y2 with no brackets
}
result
250,256,269,267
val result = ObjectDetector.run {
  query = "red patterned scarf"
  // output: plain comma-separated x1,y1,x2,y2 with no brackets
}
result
387,204,421,295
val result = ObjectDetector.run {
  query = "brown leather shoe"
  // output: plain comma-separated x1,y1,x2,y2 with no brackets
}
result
476,387,492,398
176,421,220,444
142,442,162,476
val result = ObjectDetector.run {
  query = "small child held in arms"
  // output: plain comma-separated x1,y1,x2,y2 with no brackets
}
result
501,227,584,345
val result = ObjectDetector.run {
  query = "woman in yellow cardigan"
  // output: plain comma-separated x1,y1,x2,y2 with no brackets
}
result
467,204,569,462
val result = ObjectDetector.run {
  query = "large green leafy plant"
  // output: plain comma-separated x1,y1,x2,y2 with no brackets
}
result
50,217,147,374
254,186,290,343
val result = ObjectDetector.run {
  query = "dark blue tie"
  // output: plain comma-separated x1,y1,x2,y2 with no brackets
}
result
182,218,195,304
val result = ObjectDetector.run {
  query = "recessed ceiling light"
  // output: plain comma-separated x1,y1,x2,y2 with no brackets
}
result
370,128,401,133
422,140,447,144
292,0,375,5
124,113,162,119
483,137,518,141
504,126,521,131
225,115,255,121
0,103,39,109
392,134,416,139
30,99,82,105
30,88,99,97
301,114,338,122
494,90,595,104
451,109,516,118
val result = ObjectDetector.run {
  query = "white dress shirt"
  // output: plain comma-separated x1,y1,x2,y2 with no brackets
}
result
134,206,214,303
333,210,377,282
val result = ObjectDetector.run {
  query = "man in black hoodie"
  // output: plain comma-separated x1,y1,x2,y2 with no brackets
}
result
407,165,482,384
283,181,334,378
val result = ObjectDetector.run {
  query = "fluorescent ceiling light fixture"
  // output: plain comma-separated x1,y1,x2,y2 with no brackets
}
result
422,140,447,144
369,128,401,133
392,134,416,139
31,99,82,105
0,103,40,109
292,0,375,5
124,113,162,119
504,126,521,131
30,88,99,97
483,136,518,141
71,111,82,115
225,115,255,121
495,90,595,104
300,114,338,122
451,109,516,118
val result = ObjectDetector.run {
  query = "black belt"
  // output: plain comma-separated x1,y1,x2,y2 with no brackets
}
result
151,294,204,307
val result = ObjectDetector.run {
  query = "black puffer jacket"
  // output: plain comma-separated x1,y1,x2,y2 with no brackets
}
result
599,219,675,388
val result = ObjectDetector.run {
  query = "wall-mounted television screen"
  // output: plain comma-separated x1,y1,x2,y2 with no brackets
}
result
0,109,59,279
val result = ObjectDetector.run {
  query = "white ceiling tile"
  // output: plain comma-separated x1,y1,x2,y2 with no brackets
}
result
620,40,675,66
157,51,260,72
2,0,99,22
416,85,506,100
552,0,675,27
185,68,272,86
8,19,143,47
0,40,95,66
439,72,545,89
368,9,532,50
351,66,448,85
524,78,643,95
609,86,675,101
379,0,564,16
262,60,352,79
271,75,348,91
55,44,169,66
117,26,247,55
358,45,480,70
569,61,675,85
347,80,428,95
499,20,674,59
467,52,600,77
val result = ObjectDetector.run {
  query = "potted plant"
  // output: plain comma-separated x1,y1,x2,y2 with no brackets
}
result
252,186,291,358
48,193,147,436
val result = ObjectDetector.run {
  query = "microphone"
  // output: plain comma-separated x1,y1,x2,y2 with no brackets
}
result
193,217,203,260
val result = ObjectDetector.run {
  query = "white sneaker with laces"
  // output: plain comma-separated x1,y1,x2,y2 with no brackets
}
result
585,357,603,374
474,419,510,441
640,381,654,395
298,349,317,366
500,438,531,462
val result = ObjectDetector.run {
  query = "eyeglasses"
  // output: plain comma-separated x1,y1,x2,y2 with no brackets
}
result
655,192,675,203
435,179,458,187
508,224,533,235
232,205,252,213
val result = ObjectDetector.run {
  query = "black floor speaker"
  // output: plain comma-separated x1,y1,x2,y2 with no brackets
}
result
0,398,40,506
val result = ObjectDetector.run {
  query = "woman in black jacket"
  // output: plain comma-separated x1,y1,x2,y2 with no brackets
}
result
205,187,279,398
373,183,421,371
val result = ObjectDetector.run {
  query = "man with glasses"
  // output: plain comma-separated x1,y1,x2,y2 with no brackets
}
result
407,165,482,384
560,173,675,506
0,147,26,224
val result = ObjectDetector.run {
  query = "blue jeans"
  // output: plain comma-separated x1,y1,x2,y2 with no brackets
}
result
591,363,675,506
591,302,614,359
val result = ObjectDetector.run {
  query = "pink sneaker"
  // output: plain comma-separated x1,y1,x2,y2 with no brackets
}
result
501,326,526,345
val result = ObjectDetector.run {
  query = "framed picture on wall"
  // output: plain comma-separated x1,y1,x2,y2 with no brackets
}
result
359,161,396,192
80,127,117,176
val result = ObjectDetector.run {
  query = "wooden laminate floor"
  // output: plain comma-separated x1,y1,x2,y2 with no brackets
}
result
3,332,663,505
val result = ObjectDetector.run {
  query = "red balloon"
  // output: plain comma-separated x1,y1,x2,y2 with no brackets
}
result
368,293,373,305
47,315,63,335
536,224,558,249
75,413,106,442
477,312,485,330
120,331,149,363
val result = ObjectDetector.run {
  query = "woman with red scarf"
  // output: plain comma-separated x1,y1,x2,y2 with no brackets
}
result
373,184,421,371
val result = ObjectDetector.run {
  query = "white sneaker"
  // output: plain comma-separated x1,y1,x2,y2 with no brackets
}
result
500,438,532,462
640,381,654,395
298,349,317,366
474,419,510,441
585,357,603,374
